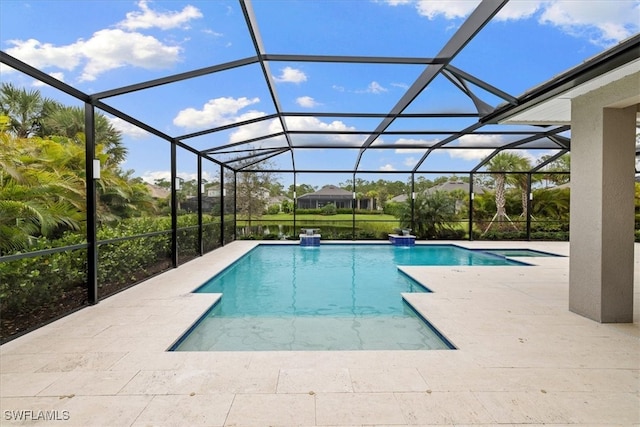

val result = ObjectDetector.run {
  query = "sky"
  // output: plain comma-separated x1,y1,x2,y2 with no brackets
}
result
1,0,638,188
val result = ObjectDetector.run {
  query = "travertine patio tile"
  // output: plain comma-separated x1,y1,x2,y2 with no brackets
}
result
0,354,59,373
35,352,126,373
349,367,428,392
472,391,574,424
118,370,209,395
50,395,152,427
131,393,234,427
1,241,638,426
225,393,315,427
38,370,138,396
108,351,191,371
98,336,177,353
277,368,353,393
551,391,640,425
0,396,62,425
34,322,112,338
199,367,279,393
395,391,495,424
183,351,253,370
424,366,640,394
566,368,640,393
2,336,100,355
315,392,406,425
0,373,62,397
417,365,509,392
53,306,153,327
248,350,350,369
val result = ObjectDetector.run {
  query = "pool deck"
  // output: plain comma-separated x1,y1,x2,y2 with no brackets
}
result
1,240,638,426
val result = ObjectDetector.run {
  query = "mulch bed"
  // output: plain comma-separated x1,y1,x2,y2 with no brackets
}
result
1,260,172,343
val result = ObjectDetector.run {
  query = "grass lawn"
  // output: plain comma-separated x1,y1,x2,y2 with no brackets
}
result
239,213,399,222
237,213,401,239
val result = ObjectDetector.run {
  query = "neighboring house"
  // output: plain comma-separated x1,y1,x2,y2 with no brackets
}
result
388,194,408,204
389,181,487,212
267,194,292,212
181,196,219,213
424,180,485,196
297,185,353,209
145,183,170,199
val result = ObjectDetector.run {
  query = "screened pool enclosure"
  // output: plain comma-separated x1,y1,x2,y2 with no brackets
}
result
1,0,638,341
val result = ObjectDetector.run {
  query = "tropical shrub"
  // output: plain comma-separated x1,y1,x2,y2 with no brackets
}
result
321,203,337,215
396,191,456,239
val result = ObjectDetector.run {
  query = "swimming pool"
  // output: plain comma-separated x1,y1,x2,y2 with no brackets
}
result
480,248,562,258
171,244,523,351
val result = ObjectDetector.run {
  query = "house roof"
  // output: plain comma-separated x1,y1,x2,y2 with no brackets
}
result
298,185,353,199
425,181,487,194
389,194,408,203
145,184,170,199
390,180,487,202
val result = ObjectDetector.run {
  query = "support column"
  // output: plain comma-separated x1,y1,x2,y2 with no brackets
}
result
84,103,98,304
569,72,638,323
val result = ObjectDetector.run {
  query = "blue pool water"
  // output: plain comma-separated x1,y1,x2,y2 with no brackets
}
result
171,244,522,351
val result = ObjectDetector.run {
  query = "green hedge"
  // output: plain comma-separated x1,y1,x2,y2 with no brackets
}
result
0,214,227,339
0,233,87,316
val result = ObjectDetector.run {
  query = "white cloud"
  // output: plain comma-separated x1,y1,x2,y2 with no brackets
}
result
285,116,363,145
141,169,215,184
497,1,541,21
404,157,418,167
357,81,388,94
3,1,196,81
5,38,82,72
203,29,223,37
412,0,541,21
5,30,182,82
108,117,151,139
32,72,65,87
457,134,504,147
380,163,396,171
78,29,181,81
394,137,440,154
173,96,262,129
225,115,363,147
391,82,409,89
228,117,285,144
447,134,502,160
446,148,494,161
118,0,203,31
415,0,477,20
539,0,640,46
332,84,345,92
296,96,320,108
273,67,307,84
141,170,171,184
385,0,639,45
367,81,387,94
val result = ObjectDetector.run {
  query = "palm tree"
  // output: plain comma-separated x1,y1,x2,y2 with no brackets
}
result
397,191,455,239
366,189,379,211
484,152,531,234
538,154,570,187
532,188,570,220
39,104,127,166
0,133,85,253
0,83,55,138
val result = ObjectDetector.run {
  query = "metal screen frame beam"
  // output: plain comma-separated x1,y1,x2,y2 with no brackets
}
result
354,0,509,170
241,0,296,171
